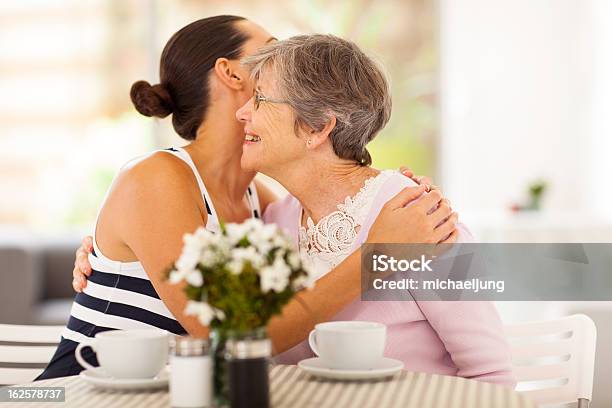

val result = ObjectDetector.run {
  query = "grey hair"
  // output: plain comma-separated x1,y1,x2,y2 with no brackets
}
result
242,34,392,166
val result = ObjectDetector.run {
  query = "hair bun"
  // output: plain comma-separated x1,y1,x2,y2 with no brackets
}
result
130,80,174,118
359,148,372,166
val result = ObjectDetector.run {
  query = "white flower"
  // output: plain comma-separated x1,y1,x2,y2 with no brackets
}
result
232,246,265,268
253,240,273,256
200,249,220,268
260,257,291,293
185,301,224,326
227,219,269,243
296,253,318,287
185,270,204,287
291,274,316,290
185,301,214,326
242,218,265,232
247,223,278,245
174,228,213,274
171,232,203,285
272,235,290,249
225,223,250,244
215,309,226,320
273,248,286,262
192,227,214,245
169,269,189,284
184,229,207,250
175,250,199,272
226,259,244,275
214,238,232,259
287,252,301,269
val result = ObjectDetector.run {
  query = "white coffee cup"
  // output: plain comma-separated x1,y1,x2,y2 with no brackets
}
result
75,329,169,379
308,321,386,370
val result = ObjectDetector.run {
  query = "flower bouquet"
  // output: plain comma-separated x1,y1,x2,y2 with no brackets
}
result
167,218,315,406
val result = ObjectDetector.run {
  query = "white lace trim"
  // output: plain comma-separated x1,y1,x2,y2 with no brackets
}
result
298,170,396,273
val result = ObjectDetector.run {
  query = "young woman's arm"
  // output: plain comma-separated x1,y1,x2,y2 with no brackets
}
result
71,169,429,291
74,170,456,353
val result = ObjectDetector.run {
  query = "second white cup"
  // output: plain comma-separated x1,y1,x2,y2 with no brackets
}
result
308,321,386,370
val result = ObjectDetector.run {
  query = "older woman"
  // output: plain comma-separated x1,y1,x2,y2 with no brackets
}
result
235,34,515,387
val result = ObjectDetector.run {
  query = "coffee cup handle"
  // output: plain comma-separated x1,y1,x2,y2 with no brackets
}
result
308,330,319,356
75,339,98,371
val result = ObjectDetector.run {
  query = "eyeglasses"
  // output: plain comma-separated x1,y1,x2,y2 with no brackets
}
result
253,89,289,111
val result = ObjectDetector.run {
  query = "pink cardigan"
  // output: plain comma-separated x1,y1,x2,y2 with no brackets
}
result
264,173,516,388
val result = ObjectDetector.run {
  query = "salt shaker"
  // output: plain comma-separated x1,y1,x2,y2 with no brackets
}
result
170,336,213,408
225,334,272,408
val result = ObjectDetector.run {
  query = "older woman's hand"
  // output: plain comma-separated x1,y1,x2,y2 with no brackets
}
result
72,236,93,293
367,185,458,245
398,165,453,219
399,166,433,188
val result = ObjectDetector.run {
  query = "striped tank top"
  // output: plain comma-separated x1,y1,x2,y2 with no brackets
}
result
62,147,261,343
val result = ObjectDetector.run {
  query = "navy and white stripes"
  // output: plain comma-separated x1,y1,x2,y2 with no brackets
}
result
62,146,262,343
61,249,187,342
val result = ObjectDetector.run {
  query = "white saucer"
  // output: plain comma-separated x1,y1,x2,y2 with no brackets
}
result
298,357,403,380
79,367,169,390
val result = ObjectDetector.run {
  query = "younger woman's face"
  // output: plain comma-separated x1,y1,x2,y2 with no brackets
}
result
232,21,276,103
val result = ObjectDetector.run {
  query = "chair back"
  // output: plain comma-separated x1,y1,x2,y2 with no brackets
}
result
0,324,63,385
505,314,596,406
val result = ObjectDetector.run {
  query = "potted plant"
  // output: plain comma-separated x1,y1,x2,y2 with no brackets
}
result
167,219,315,407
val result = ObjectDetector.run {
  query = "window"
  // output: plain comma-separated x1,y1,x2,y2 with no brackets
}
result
1,0,437,231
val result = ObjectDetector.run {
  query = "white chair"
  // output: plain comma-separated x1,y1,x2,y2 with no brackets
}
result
505,314,597,407
0,324,63,385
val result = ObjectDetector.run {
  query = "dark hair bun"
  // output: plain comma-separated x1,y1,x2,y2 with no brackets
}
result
360,148,373,166
130,80,174,118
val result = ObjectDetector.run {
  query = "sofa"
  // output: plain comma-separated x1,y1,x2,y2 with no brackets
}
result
0,234,81,325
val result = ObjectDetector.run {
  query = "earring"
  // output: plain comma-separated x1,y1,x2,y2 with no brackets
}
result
307,140,312,147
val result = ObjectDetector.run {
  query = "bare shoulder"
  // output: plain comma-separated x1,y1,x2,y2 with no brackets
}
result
108,150,206,216
107,152,197,194
94,150,206,260
118,151,193,187
254,178,280,214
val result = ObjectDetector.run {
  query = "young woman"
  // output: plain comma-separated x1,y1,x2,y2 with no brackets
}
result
38,16,456,380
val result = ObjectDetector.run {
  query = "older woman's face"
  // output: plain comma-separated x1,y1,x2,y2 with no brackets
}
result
236,71,306,174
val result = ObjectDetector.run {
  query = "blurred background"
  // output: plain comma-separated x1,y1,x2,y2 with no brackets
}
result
1,0,611,402
0,0,438,231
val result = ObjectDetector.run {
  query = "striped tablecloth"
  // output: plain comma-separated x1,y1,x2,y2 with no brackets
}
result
3,364,536,408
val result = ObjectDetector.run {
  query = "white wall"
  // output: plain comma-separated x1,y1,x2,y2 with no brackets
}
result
439,0,611,223
589,0,612,221
439,3,612,403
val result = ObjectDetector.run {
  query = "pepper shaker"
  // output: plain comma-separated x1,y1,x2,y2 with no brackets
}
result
225,335,271,408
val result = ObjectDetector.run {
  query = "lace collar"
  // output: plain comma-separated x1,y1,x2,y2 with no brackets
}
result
298,170,395,270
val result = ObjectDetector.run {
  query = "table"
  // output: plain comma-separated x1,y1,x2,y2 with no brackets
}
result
3,365,536,408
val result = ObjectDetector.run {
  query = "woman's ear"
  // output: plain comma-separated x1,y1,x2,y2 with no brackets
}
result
306,116,337,149
213,57,244,91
